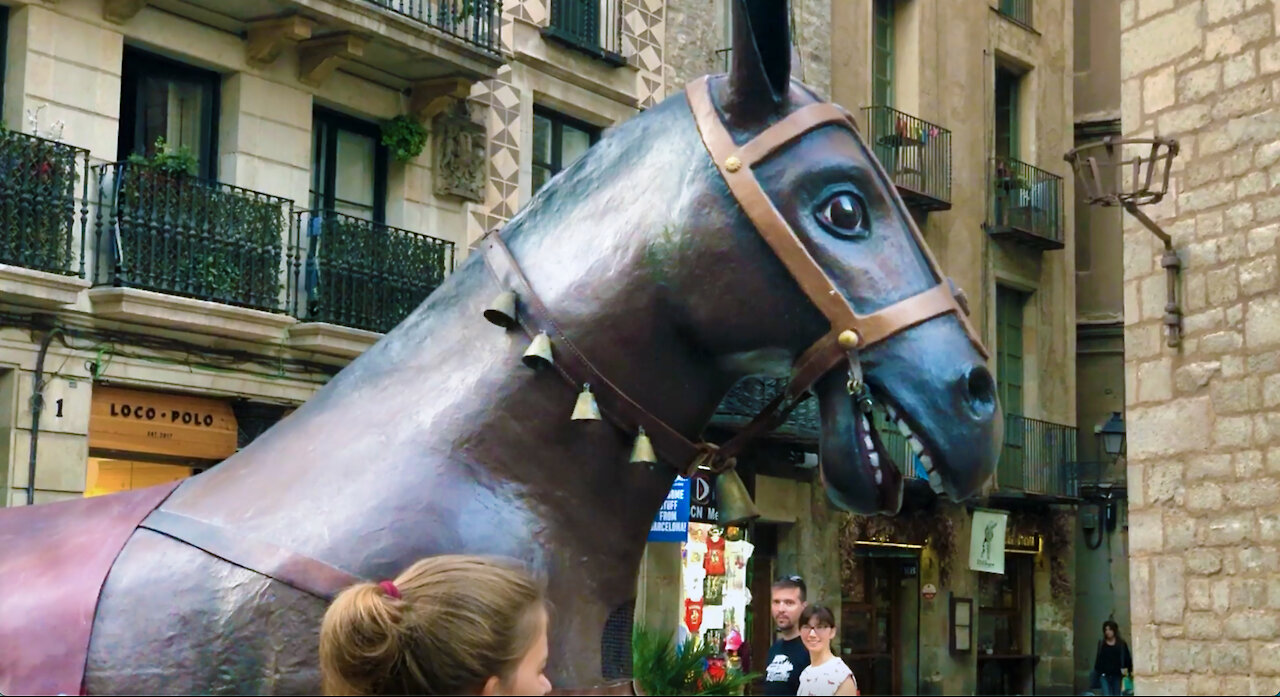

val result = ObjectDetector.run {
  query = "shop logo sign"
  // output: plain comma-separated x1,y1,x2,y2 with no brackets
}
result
648,476,690,542
969,508,1008,575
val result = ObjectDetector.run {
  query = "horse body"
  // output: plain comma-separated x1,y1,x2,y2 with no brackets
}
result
1,2,1003,692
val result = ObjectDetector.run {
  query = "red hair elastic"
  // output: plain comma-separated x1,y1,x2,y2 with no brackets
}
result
378,580,401,599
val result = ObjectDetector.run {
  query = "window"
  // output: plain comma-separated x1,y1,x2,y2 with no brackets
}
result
119,48,220,180
996,285,1029,474
995,67,1021,160
532,107,600,194
310,108,388,223
871,0,894,107
977,554,1035,694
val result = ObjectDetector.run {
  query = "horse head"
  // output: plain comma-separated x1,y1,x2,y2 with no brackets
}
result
518,0,1001,515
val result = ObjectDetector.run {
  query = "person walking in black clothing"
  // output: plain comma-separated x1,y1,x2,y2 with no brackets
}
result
763,575,810,696
1090,620,1133,696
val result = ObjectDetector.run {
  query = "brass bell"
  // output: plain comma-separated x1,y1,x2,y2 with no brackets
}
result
483,290,518,328
571,383,602,421
630,427,657,465
715,469,761,526
522,332,553,370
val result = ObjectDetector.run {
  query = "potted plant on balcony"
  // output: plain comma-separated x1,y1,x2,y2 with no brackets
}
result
0,123,78,273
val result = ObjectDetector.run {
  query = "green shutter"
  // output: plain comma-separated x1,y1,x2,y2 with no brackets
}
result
872,0,894,108
995,68,1020,160
996,286,1028,485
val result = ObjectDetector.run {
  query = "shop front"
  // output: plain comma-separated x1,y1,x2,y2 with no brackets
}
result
839,534,924,695
85,385,238,496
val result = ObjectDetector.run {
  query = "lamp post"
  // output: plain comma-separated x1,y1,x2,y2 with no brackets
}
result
1093,411,1126,462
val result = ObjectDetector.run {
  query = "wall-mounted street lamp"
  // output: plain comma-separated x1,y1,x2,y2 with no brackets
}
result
1066,136,1183,347
1094,411,1126,462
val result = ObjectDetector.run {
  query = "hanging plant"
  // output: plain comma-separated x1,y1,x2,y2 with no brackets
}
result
381,115,429,163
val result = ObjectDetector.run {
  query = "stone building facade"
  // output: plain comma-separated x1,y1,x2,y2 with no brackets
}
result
1119,0,1280,694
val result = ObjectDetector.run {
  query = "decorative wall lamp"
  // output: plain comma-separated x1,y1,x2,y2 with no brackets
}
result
1066,136,1183,347
1093,411,1126,463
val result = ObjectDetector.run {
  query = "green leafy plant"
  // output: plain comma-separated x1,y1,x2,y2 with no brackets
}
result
381,115,429,163
127,136,197,176
632,624,756,696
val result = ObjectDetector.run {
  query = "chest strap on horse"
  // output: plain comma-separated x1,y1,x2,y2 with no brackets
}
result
139,509,362,601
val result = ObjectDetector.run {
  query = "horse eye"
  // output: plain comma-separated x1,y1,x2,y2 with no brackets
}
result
817,192,866,238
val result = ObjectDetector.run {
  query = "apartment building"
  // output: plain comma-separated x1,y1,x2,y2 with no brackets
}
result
0,0,662,506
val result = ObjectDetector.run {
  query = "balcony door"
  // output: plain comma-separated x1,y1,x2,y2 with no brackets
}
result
996,285,1029,488
994,67,1021,161
310,108,387,223
119,48,220,180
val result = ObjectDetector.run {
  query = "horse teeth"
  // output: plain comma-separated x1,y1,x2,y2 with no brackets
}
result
885,404,897,419
920,454,933,471
874,468,883,484
863,434,874,449
897,419,912,437
909,436,924,454
869,451,880,468
928,470,944,493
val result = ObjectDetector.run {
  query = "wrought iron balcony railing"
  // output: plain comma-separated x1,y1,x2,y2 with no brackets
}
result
367,0,501,54
0,130,89,277
996,0,1033,29
994,414,1078,499
987,156,1064,250
863,106,952,211
289,210,455,334
544,0,624,65
93,163,290,312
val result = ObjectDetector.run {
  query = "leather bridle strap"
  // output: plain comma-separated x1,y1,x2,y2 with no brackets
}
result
481,232,709,470
686,76,986,463
139,509,362,600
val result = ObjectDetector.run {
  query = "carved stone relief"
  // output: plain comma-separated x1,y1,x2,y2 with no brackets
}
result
432,103,486,203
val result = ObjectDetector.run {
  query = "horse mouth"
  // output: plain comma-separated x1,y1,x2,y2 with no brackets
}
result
815,373,946,515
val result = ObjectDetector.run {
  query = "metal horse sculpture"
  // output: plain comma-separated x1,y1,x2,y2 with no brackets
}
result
0,3,1000,693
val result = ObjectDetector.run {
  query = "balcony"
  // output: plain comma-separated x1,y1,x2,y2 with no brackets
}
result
863,106,952,212
987,157,1064,251
995,0,1033,29
90,163,296,341
992,415,1078,500
289,210,454,336
544,0,625,66
118,0,503,87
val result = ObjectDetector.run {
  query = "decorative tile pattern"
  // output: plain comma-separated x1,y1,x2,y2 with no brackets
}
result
622,0,665,108
469,64,523,235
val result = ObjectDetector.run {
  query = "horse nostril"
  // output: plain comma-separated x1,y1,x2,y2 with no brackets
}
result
963,365,997,417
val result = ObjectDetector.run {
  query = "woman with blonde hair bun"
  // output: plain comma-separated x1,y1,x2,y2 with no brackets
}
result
319,555,552,696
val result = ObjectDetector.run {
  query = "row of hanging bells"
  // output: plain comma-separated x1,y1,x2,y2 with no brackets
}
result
483,287,759,525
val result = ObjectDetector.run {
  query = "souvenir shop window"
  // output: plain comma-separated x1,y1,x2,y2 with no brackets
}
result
976,555,1033,655
680,523,755,675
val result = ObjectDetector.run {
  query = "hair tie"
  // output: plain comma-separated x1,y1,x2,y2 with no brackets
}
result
378,580,401,599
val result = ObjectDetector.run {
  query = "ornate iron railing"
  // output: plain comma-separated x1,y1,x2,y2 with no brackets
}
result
289,210,455,334
863,106,952,210
988,156,1064,247
545,0,624,64
367,0,501,53
996,0,1033,28
996,415,1077,498
93,163,290,311
0,130,89,276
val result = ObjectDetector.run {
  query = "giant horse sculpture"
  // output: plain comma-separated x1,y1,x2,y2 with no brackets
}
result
0,2,1000,693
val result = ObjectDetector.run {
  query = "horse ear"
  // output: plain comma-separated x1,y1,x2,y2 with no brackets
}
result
725,0,792,125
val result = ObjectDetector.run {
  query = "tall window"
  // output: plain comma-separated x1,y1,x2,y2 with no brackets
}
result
310,108,388,223
118,48,220,180
871,0,894,107
995,66,1021,160
996,285,1029,473
532,107,600,194
977,554,1034,694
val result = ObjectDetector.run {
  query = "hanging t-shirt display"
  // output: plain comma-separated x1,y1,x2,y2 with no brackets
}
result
704,529,727,576
684,599,704,633
704,574,726,604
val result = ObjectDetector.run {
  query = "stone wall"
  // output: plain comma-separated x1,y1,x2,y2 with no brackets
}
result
1120,1,1280,694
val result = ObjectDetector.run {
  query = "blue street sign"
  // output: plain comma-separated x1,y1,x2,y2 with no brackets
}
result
648,476,690,542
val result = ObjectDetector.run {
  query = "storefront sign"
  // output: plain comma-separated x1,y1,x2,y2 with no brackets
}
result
648,476,690,542
921,583,937,600
689,471,719,523
969,508,1008,575
90,386,238,460
1006,530,1041,554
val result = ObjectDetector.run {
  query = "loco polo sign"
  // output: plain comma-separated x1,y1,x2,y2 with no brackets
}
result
969,508,1009,575
90,386,238,460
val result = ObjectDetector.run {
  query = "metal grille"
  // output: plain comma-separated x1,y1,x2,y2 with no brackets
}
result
601,601,634,680
863,106,952,210
0,130,89,276
366,0,501,53
93,162,290,311
546,0,623,62
996,415,1078,498
988,156,1064,245
289,210,454,334
996,0,1033,28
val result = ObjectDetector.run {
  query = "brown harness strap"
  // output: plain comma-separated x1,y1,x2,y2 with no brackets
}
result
140,509,362,601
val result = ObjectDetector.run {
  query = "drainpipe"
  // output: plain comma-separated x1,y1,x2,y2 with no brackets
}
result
27,325,63,506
